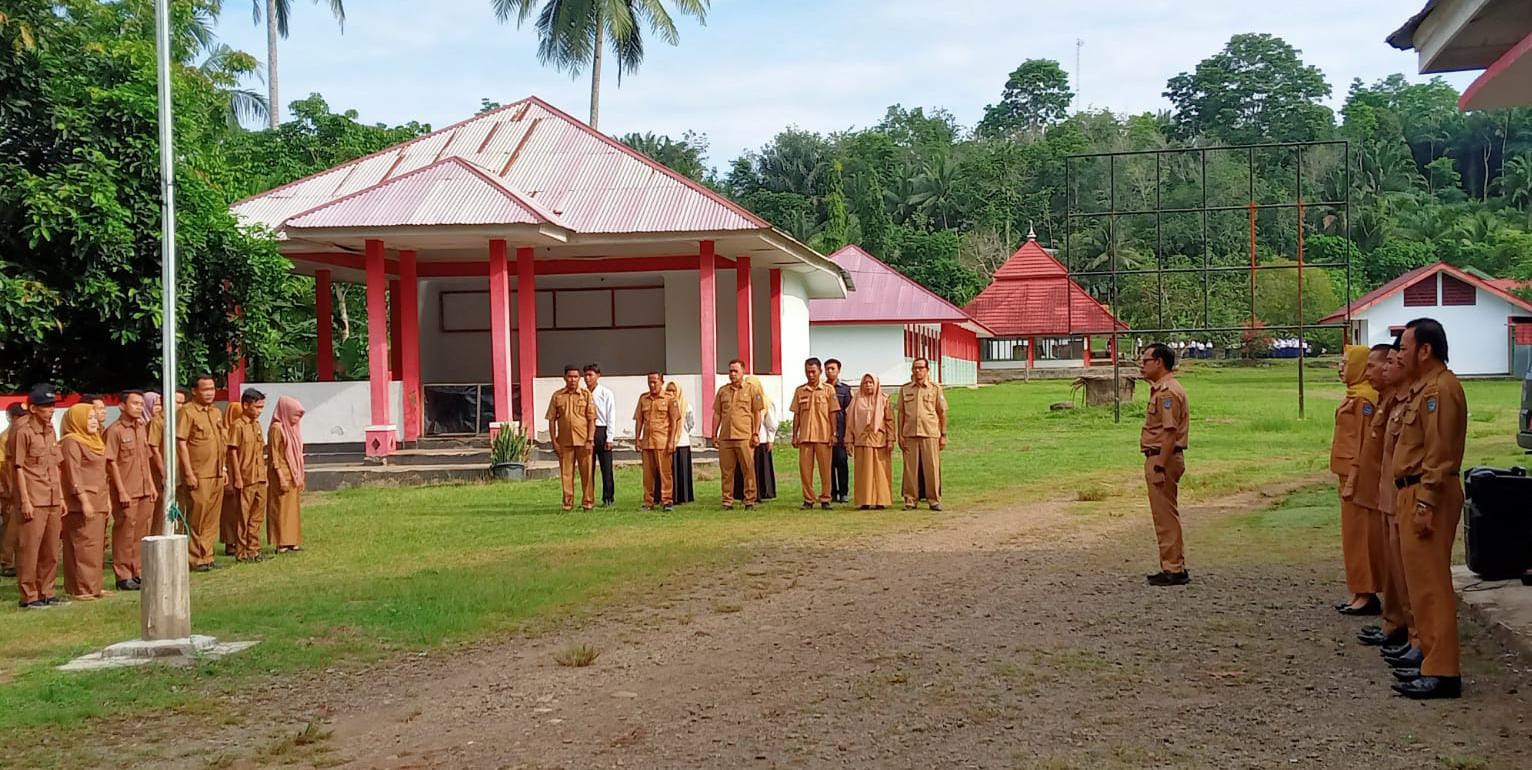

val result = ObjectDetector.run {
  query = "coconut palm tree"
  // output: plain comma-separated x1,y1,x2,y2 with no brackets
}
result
250,0,346,129
492,0,709,129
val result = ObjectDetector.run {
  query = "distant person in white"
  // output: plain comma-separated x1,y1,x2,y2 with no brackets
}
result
583,363,617,507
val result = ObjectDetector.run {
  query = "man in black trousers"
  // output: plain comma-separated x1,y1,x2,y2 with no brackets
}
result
583,364,617,507
825,358,853,504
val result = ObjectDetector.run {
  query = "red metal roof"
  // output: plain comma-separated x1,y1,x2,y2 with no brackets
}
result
284,157,565,230
809,245,992,334
1317,261,1532,323
962,238,1124,336
232,96,768,235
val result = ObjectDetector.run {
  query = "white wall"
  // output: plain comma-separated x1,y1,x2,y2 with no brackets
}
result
245,381,404,445
809,324,909,386
525,373,783,443
1354,280,1522,376
776,271,812,408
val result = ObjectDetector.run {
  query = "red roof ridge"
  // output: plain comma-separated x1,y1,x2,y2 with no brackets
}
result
992,239,1068,280
825,244,984,326
280,156,565,230
1318,261,1532,322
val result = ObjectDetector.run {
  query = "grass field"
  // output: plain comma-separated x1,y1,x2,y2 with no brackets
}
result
0,360,1524,764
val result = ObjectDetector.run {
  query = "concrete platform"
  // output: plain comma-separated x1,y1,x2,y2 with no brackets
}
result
1453,565,1532,660
59,635,259,671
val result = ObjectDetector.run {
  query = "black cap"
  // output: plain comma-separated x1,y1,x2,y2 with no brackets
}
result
27,383,58,406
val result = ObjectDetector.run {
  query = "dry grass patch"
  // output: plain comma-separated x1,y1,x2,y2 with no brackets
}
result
554,643,601,667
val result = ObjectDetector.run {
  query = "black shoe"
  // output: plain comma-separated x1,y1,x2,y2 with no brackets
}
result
802,503,815,510
0,567,15,578
1359,624,1381,635
43,596,67,605
115,579,141,591
20,600,48,610
821,502,831,510
1392,667,1424,682
1147,571,1191,587
662,505,674,512
1358,627,1406,647
1392,676,1461,700
1337,596,1382,616
930,504,943,512
744,504,755,510
192,563,213,573
1386,648,1424,669
1332,600,1352,611
1381,641,1412,658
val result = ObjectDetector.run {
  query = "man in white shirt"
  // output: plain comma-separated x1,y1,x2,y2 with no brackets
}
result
583,363,617,507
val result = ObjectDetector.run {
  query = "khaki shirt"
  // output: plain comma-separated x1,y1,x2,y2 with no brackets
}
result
104,419,156,502
61,439,109,514
792,383,841,444
1389,364,1467,510
1345,392,1387,511
897,380,947,439
11,415,62,508
546,388,596,447
0,425,12,504
1377,390,1409,516
227,415,267,486
1140,375,1189,451
633,392,681,450
1330,395,1367,477
714,381,763,443
177,402,226,480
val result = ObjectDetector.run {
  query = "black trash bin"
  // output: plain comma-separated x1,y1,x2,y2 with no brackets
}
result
1463,466,1532,580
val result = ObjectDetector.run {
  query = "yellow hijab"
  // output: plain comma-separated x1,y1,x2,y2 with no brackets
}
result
665,381,688,415
60,403,105,454
1342,345,1378,406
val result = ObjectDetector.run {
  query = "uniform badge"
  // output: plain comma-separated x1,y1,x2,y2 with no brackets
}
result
1162,398,1173,410
1363,403,1374,416
1426,397,1437,413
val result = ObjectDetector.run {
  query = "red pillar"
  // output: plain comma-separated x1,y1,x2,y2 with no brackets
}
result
488,240,512,428
735,255,753,373
227,350,245,402
699,241,717,437
1027,336,1035,368
388,279,403,380
1083,335,1092,368
364,238,396,456
1109,335,1118,363
516,246,538,427
768,269,783,375
315,269,335,381
400,250,421,443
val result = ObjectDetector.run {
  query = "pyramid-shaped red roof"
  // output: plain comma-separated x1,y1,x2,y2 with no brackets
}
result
963,238,1125,336
284,157,565,230
809,245,991,334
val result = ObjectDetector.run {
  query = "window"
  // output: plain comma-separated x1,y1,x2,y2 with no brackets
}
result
1402,275,1437,307
1441,274,1476,306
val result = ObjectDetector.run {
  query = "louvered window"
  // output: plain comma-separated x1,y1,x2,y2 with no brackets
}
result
1441,274,1476,306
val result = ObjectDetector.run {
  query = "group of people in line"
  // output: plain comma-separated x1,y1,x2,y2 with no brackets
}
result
0,376,309,609
545,357,949,513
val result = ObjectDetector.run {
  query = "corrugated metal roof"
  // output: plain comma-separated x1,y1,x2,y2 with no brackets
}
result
232,96,768,235
993,238,1068,280
284,158,562,229
1317,261,1532,323
963,237,1124,336
808,245,987,329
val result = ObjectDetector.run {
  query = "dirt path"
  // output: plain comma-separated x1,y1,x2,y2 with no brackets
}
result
201,485,1532,769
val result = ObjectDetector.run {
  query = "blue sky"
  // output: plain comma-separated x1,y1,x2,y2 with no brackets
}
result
212,0,1472,171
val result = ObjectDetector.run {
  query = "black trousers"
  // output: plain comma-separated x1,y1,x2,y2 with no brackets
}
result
594,426,615,504
831,443,850,500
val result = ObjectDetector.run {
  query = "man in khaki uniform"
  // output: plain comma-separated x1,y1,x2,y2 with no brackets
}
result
226,389,268,562
104,390,156,591
0,402,26,577
177,374,227,570
791,357,841,510
1353,345,1411,648
1387,318,1467,700
1138,343,1190,586
547,365,597,511
714,359,764,509
634,372,681,511
897,357,948,512
12,384,65,608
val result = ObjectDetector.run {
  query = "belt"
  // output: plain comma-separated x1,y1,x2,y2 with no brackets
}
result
1394,474,1423,489
1142,447,1185,457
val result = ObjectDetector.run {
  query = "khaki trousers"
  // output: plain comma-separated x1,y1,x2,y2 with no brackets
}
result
237,483,268,559
181,477,224,566
1380,510,1417,642
111,496,155,581
1397,483,1463,677
1339,497,1381,595
798,443,832,504
900,437,942,506
556,445,595,509
640,449,675,507
719,442,754,506
1,502,18,570
220,485,240,552
16,505,62,604
62,510,106,598
1144,453,1186,573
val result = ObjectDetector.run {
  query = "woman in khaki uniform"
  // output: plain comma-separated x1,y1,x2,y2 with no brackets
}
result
59,404,110,600
1332,345,1380,615
267,396,306,553
845,374,895,510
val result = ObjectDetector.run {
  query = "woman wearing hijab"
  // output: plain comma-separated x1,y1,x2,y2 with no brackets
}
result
658,382,696,505
1333,344,1381,616
60,403,110,600
267,396,306,553
845,374,895,510
734,377,778,502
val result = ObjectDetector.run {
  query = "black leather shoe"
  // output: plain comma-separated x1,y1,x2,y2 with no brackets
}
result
43,596,67,605
820,502,831,510
1392,667,1422,681
1359,624,1382,635
1337,596,1382,616
115,579,141,591
192,563,213,573
802,503,814,510
20,600,49,610
1392,676,1461,699
0,568,16,578
1359,627,1407,647
1386,647,1425,669
1381,641,1412,658
1147,571,1191,587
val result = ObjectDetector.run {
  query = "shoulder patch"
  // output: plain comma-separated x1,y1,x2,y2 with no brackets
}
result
1162,398,1173,410
1426,396,1437,413
1362,403,1374,416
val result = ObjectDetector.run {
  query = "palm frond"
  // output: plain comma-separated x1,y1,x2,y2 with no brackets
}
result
228,88,270,128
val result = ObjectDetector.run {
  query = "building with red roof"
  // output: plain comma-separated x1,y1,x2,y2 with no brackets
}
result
808,245,992,386
230,96,848,454
962,231,1125,371
1318,261,1532,376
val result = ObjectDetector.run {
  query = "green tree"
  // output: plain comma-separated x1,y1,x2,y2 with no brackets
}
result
618,130,710,181
492,0,709,129
1164,33,1333,143
814,160,850,253
976,59,1073,137
249,0,347,128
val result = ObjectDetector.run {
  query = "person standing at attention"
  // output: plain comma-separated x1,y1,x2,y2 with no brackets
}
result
11,385,64,608
547,365,597,512
60,403,110,601
1137,343,1190,587
846,373,895,510
734,377,778,502
584,364,617,508
226,389,268,563
219,401,244,556
177,374,227,571
1388,318,1468,700
104,390,155,591
897,358,948,512
825,359,853,504
662,382,697,505
714,360,764,510
792,358,840,510
266,396,306,553
1354,344,1409,649
1333,345,1382,616
634,373,681,511
0,402,27,578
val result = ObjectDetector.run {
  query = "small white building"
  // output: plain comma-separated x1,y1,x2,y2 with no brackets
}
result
807,245,991,386
1319,262,1532,376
